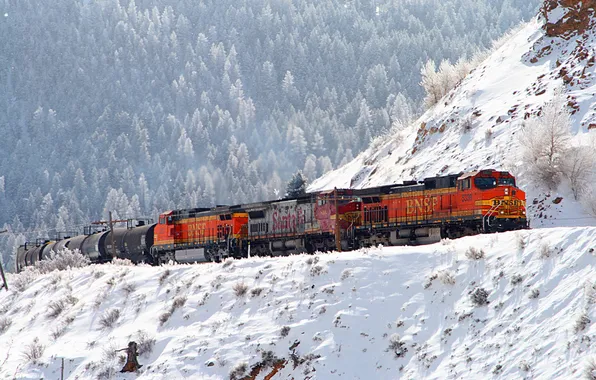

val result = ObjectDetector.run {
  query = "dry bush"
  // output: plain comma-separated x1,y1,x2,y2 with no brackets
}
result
22,337,44,364
310,264,325,276
585,281,596,305
465,247,485,260
233,282,249,297
388,334,408,358
280,326,291,338
574,312,591,334
438,270,456,285
11,269,39,292
136,330,156,358
519,360,531,372
159,269,171,285
511,274,523,286
51,324,69,340
99,309,121,330
470,287,489,307
171,296,187,312
229,362,248,380
540,243,552,259
0,316,12,334
47,295,78,319
585,357,596,380
121,283,136,297
250,287,264,297
159,312,172,326
110,257,133,266
341,269,352,281
35,249,90,273
517,233,527,250
528,288,540,299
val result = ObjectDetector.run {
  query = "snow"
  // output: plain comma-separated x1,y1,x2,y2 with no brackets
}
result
1,227,596,379
309,17,596,227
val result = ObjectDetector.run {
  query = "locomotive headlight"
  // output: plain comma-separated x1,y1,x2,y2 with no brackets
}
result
505,188,509,195
500,211,505,214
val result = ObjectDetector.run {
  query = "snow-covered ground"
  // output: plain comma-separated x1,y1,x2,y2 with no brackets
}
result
2,227,596,379
309,16,596,226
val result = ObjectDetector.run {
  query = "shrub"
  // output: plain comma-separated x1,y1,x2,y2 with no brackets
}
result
12,269,39,292
438,270,456,285
465,247,485,260
584,357,596,380
136,330,156,358
229,362,248,380
121,283,136,297
51,324,68,340
250,287,264,297
159,269,171,286
280,326,291,338
23,337,44,364
35,249,90,273
574,312,591,334
47,299,67,319
159,312,172,326
519,360,531,372
99,309,120,329
340,269,352,281
540,243,552,259
310,265,325,276
511,274,523,286
233,282,249,297
529,288,540,299
470,287,489,307
517,233,527,250
110,257,133,266
171,296,187,312
0,317,12,334
47,295,78,319
388,334,408,358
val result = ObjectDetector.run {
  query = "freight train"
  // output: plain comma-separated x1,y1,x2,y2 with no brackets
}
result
16,169,527,272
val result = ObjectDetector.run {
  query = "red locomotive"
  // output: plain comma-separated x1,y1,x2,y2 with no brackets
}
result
17,169,527,270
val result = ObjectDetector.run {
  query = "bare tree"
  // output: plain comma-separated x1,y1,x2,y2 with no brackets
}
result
562,145,595,200
520,89,572,190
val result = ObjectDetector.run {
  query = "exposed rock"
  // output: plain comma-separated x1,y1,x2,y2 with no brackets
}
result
541,0,596,38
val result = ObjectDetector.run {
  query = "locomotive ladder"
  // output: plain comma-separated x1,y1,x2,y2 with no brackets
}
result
482,203,501,232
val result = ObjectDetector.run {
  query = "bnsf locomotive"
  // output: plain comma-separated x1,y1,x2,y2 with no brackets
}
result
16,169,527,272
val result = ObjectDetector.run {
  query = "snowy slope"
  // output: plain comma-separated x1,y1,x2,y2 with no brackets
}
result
2,227,596,379
309,16,596,227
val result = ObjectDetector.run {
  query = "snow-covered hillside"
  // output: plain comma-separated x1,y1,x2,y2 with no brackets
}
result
1,227,596,379
309,12,596,227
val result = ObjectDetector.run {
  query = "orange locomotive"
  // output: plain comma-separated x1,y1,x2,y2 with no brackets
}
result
353,169,527,246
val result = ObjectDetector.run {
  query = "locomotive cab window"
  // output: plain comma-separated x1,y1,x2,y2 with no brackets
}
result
458,178,471,190
159,217,165,224
474,177,497,190
498,178,515,187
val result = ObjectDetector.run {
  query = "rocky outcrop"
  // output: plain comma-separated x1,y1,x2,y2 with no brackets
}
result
541,0,596,38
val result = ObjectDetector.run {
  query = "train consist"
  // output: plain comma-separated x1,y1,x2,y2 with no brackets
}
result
16,169,528,272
